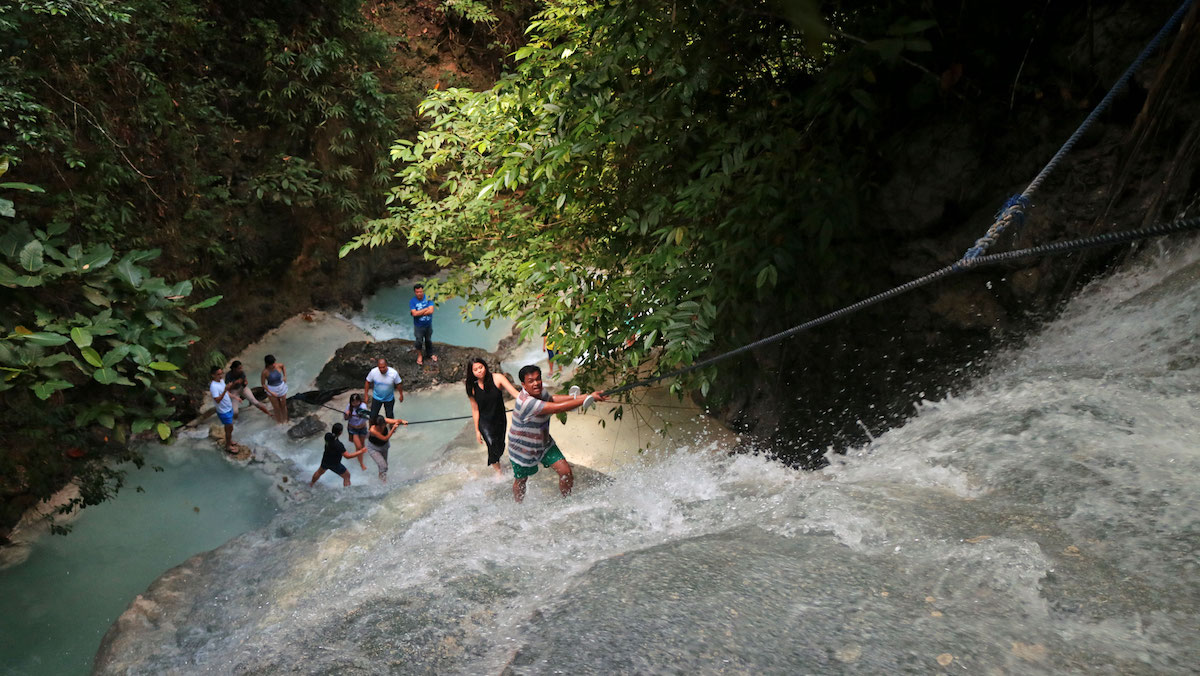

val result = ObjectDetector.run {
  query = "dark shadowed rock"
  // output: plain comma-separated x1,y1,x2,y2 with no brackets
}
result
315,339,507,392
287,415,327,440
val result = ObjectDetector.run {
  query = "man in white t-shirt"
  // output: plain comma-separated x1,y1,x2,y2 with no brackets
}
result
364,357,404,421
210,366,236,453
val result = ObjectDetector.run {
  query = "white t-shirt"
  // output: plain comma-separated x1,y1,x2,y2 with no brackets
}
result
210,380,233,414
365,367,402,401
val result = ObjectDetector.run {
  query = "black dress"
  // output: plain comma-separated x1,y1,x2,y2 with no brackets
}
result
474,382,507,465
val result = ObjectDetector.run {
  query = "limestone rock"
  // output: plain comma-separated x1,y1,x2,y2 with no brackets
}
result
287,415,327,440
316,338,507,392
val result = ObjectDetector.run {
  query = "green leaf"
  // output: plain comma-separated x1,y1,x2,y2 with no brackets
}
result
188,295,222,311
131,419,155,435
0,198,13,218
23,331,70,346
80,346,103,367
101,345,130,367
70,327,92,348
97,413,116,429
19,240,44,272
82,286,111,307
114,255,144,287
78,245,114,272
0,182,44,192
31,379,72,400
156,422,171,440
92,367,122,385
148,361,180,371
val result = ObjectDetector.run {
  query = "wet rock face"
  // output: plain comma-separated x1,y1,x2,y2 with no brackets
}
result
286,415,326,440
316,339,507,392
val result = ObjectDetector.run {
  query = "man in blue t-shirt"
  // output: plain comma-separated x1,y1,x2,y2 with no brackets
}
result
409,283,437,365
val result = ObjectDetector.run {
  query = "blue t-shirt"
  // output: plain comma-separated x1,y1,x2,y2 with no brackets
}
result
410,296,434,326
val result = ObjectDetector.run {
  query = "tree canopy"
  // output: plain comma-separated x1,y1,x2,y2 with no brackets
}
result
346,0,943,396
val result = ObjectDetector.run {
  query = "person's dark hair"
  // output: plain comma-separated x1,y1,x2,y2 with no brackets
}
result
465,357,495,398
349,393,362,406
210,365,222,376
331,422,344,435
373,415,387,428
518,364,541,384
413,283,424,291
324,432,335,443
229,360,242,371
264,354,276,367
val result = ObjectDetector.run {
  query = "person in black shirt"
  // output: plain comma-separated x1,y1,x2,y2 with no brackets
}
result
465,358,521,474
311,423,352,487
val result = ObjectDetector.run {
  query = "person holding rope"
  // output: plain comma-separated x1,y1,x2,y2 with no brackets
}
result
310,423,353,487
366,414,407,483
509,364,606,503
465,358,521,475
364,357,404,421
342,393,370,471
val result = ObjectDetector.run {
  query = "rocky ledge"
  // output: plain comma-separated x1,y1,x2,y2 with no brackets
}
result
315,339,507,393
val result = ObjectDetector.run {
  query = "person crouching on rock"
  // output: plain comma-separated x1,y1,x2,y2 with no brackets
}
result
226,360,271,418
311,423,352,487
366,414,407,483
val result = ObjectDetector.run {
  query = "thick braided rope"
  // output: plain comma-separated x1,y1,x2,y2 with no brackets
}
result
961,0,1195,261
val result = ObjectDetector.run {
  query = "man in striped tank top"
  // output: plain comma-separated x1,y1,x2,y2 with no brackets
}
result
508,364,606,503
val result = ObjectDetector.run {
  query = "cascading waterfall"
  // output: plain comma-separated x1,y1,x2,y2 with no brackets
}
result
88,240,1200,675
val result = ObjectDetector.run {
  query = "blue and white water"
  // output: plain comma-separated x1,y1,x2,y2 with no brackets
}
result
5,246,1200,674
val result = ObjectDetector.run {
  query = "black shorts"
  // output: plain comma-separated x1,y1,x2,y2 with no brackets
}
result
321,462,348,475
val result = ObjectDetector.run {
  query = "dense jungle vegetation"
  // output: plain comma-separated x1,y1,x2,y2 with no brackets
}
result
351,0,1194,455
0,0,494,533
3,0,1193,532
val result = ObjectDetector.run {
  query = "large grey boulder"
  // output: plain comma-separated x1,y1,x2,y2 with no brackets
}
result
315,339,507,392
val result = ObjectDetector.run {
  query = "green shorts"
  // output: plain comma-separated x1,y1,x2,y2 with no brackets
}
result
511,444,565,480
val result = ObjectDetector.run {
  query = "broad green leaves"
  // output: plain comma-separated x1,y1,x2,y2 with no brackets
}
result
1,182,209,455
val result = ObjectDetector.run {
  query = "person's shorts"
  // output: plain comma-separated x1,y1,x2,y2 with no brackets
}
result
217,410,234,425
321,462,348,475
347,427,368,441
546,349,556,360
511,444,565,479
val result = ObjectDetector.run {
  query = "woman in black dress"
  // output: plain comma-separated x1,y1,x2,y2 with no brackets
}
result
465,358,520,474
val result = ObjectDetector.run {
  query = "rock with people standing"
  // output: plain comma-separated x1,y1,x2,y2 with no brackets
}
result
314,339,507,393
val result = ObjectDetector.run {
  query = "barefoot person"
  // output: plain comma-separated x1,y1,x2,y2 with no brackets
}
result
310,424,352,487
342,393,370,471
465,358,521,474
410,283,437,365
226,360,270,418
364,358,403,421
508,365,606,503
366,414,407,483
261,354,289,423
209,366,236,453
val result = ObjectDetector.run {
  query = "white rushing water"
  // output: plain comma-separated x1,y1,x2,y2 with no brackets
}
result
87,239,1200,674
0,293,522,676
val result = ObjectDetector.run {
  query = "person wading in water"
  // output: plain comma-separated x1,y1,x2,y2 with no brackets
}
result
365,414,407,483
508,365,606,502
465,358,521,474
